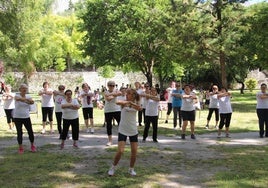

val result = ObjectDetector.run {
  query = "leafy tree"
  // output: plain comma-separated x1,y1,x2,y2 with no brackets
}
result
245,78,257,92
79,0,185,86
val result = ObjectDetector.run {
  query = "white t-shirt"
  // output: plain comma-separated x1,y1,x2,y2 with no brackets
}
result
181,92,196,111
136,88,144,107
166,87,175,103
104,91,121,113
218,96,232,113
61,98,79,119
79,90,94,108
145,98,159,116
3,92,15,109
119,107,138,136
54,94,65,112
256,91,268,109
209,93,219,108
13,94,32,118
40,88,54,107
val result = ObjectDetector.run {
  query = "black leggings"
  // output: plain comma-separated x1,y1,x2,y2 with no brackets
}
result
257,109,268,137
55,112,62,134
166,103,172,115
143,116,158,141
105,111,121,136
207,108,219,121
14,118,34,145
4,109,14,123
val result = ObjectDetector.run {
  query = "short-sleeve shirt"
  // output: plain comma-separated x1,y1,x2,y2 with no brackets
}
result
40,88,54,107
209,94,219,108
54,94,65,112
119,107,138,136
79,90,94,108
61,98,79,119
218,96,232,113
181,92,196,111
13,94,32,118
172,89,183,108
145,98,159,116
3,92,15,109
256,91,268,109
104,91,121,113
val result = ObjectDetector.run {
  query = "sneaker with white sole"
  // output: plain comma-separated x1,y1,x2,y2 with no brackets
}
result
86,128,90,133
90,128,94,134
108,165,116,176
41,129,46,134
128,168,136,176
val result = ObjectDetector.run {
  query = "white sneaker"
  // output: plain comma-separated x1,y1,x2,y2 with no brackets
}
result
86,128,90,133
41,129,45,134
90,128,94,134
106,142,112,146
108,165,115,176
128,168,136,176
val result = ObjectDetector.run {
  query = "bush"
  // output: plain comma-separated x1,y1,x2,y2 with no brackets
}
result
245,78,257,92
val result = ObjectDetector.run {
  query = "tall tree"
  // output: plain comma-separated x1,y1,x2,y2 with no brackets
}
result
80,0,185,85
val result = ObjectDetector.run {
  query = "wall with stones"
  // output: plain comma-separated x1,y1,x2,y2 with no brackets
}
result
23,71,152,93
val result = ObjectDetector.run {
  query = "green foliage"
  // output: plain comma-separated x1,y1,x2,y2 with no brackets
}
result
3,73,16,87
245,78,257,92
98,65,115,79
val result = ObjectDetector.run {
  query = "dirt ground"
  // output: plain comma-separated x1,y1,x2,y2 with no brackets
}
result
0,127,267,188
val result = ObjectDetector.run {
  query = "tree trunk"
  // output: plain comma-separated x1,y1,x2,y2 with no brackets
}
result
66,52,71,72
220,50,227,88
145,71,153,87
240,82,245,94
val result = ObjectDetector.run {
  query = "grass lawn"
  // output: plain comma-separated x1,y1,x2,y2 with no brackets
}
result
0,89,267,187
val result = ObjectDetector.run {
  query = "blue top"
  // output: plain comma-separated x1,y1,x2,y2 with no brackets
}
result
172,89,183,107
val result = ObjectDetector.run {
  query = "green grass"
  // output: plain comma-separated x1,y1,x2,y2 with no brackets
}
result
0,89,265,187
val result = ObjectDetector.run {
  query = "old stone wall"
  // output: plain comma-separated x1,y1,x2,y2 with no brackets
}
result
12,71,154,93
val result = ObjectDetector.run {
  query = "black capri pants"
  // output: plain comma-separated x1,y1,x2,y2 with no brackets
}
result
105,111,121,136
82,107,93,119
4,109,14,123
42,107,54,122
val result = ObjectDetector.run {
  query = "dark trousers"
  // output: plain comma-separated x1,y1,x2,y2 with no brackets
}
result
105,111,121,136
143,116,158,141
42,107,54,122
14,118,34,145
166,103,172,115
207,108,219,121
257,109,268,137
62,118,79,140
138,110,143,125
55,112,62,134
173,107,182,128
4,109,14,123
219,113,232,129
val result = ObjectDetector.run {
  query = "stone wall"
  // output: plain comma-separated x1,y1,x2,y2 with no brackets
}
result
14,71,153,93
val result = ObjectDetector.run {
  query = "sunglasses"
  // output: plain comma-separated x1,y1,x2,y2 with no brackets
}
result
145,86,149,87
108,85,115,87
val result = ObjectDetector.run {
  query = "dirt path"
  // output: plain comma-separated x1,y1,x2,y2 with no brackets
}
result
1,129,266,187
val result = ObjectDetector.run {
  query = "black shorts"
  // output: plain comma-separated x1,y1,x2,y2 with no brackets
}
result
181,110,196,121
118,132,138,142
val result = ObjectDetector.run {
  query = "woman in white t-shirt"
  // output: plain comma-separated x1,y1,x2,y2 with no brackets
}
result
256,83,268,138
13,84,36,154
108,88,142,176
60,89,80,149
142,87,160,142
2,85,15,130
79,83,95,133
104,80,122,146
217,87,232,138
53,85,66,139
181,84,197,140
38,81,54,134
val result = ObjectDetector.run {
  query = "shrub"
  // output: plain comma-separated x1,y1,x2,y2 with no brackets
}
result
245,78,257,92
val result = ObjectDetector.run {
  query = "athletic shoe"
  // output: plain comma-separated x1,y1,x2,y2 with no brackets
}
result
191,134,196,139
181,134,186,140
41,129,46,134
106,142,112,146
217,132,221,138
108,165,115,176
226,133,231,138
18,147,24,154
205,125,209,129
86,128,90,133
153,139,158,143
90,128,94,134
73,143,79,148
128,168,137,176
31,145,37,152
